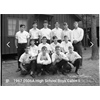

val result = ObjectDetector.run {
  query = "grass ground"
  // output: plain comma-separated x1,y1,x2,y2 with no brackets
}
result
2,48,99,86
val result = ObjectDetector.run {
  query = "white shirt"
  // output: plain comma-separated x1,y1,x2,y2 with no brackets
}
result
40,28,51,40
19,53,32,64
29,28,40,39
62,29,73,42
72,27,84,43
51,28,63,40
52,52,69,62
28,45,38,57
66,51,81,63
50,42,61,53
61,41,73,53
15,31,30,43
37,52,51,65
38,43,51,52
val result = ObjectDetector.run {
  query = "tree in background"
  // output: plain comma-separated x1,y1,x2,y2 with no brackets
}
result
78,14,99,60
91,14,99,60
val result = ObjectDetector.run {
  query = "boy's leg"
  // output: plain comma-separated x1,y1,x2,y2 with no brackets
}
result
30,60,36,77
44,64,51,74
50,64,57,75
73,59,81,74
16,43,27,72
56,59,67,74
37,64,42,75
21,64,30,75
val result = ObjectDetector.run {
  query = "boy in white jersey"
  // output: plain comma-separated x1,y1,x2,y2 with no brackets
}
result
61,35,73,54
39,20,51,44
62,22,73,42
37,46,51,76
28,39,38,77
38,36,51,53
29,21,40,45
19,46,36,77
15,24,30,72
51,46,71,75
50,36,61,53
66,46,81,75
51,22,63,43
72,21,84,66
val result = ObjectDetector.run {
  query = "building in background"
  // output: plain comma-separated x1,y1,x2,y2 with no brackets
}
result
1,14,81,55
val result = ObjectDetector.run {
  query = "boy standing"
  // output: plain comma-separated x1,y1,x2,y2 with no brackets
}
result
15,24,30,72
39,20,51,44
29,21,40,45
62,22,73,42
72,21,84,66
51,22,63,43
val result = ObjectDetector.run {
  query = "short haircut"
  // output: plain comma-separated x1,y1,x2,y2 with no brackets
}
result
55,45,60,50
30,39,35,45
20,24,25,28
68,46,74,50
63,22,68,25
41,46,47,50
53,36,57,40
42,36,47,40
55,21,59,24
64,35,68,38
32,21,37,25
44,20,48,23
74,21,78,24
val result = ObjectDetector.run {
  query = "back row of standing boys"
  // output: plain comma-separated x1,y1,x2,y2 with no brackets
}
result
15,20,84,77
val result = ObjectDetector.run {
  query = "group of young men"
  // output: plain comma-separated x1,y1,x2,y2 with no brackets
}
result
15,20,84,78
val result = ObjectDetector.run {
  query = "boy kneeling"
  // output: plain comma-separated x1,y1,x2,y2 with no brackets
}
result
37,46,51,76
66,46,81,75
19,46,36,77
51,46,71,75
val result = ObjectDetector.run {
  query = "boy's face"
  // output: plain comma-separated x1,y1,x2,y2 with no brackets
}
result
42,38,47,44
56,47,60,54
33,24,37,28
64,37,68,42
55,22,60,28
64,24,68,29
43,23,48,27
30,41,35,46
20,26,25,32
54,38,57,43
42,49,47,54
74,22,78,28
25,47,29,53
69,48,73,53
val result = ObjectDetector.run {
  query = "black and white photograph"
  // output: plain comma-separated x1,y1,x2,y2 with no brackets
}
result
1,14,99,86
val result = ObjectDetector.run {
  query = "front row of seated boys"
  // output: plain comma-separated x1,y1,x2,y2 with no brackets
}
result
19,37,81,78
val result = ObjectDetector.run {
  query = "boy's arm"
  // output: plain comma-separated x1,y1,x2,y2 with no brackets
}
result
44,54,51,65
37,53,43,64
20,63,26,71
15,33,18,48
75,52,81,59
15,39,18,48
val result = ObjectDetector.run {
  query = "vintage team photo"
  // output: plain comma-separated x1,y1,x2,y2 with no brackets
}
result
1,14,99,86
